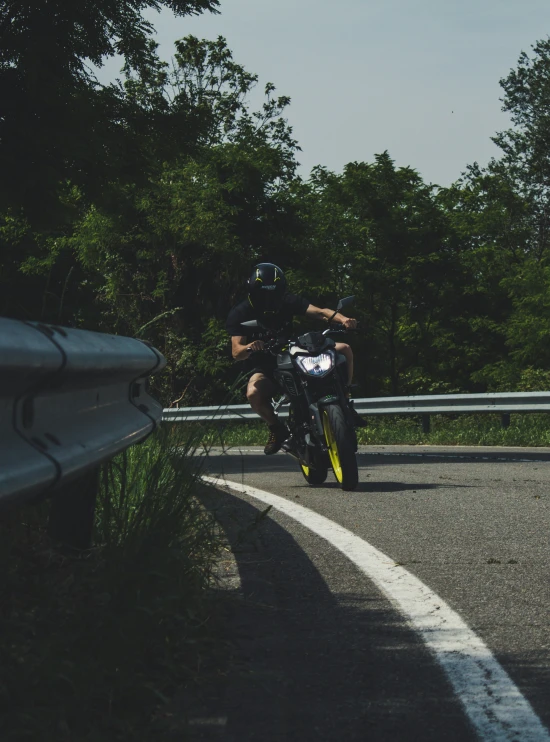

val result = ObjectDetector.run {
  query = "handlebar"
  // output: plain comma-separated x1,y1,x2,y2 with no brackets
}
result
246,338,281,354
323,325,360,336
246,328,358,356
322,326,347,336
244,321,359,357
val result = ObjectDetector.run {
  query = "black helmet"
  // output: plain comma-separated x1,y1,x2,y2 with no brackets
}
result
247,263,287,314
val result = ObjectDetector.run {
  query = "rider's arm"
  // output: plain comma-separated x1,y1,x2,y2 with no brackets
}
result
231,336,264,361
305,304,357,329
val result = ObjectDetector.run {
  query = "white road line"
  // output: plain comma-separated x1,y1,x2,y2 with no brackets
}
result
203,474,550,742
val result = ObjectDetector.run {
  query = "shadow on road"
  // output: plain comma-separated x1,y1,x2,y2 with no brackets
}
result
316,480,472,493
171,487,474,742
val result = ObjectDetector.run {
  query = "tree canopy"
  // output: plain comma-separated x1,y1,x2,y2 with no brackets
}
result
0,0,219,220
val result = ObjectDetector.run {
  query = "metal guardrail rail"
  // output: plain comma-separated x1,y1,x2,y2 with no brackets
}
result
1,317,166,547
164,404,277,422
162,391,550,428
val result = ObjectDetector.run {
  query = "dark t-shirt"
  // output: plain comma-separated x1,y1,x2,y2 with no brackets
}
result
226,293,310,373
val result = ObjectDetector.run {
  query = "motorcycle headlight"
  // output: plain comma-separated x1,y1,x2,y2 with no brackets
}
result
296,351,335,377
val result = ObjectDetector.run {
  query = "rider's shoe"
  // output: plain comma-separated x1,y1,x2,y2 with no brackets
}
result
281,433,299,456
264,420,290,455
348,399,367,428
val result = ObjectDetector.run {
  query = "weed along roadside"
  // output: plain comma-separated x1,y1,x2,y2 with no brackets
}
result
0,428,226,741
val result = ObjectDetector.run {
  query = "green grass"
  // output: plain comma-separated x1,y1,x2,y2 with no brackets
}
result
356,413,550,446
189,413,550,448
0,428,223,741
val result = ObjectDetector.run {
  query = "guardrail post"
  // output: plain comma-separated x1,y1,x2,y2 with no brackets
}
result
48,468,99,551
421,414,431,434
501,413,511,429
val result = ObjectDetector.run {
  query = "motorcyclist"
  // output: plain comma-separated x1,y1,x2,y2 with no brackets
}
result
226,262,366,455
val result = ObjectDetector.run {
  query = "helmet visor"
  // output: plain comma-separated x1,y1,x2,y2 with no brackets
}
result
259,287,285,313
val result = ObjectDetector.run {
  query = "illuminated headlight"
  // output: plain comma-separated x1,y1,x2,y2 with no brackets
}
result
296,352,335,377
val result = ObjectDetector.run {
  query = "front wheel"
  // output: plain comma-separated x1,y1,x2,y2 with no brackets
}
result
323,405,359,491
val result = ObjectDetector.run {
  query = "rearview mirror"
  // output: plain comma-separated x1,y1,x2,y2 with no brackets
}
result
241,319,267,329
336,295,355,311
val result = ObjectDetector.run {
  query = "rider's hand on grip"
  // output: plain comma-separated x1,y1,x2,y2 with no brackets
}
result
329,324,357,332
246,340,265,353
341,317,358,330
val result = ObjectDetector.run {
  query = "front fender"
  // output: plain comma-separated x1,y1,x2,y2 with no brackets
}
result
317,396,358,452
308,402,324,439
311,396,340,437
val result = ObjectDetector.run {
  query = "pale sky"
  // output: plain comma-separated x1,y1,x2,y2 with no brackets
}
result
97,0,550,186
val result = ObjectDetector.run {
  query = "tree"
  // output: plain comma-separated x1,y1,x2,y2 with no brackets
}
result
435,169,528,391
451,38,550,389
0,0,219,222
492,38,550,261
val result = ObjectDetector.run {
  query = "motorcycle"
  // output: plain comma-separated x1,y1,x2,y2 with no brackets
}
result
242,295,359,491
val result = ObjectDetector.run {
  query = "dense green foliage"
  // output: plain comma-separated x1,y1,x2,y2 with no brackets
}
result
2,3,550,403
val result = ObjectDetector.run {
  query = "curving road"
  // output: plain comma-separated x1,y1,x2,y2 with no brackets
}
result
195,445,550,741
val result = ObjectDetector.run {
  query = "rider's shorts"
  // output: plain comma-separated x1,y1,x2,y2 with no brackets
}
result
247,356,277,382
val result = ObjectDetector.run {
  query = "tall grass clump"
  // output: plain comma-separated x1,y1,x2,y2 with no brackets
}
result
0,427,222,741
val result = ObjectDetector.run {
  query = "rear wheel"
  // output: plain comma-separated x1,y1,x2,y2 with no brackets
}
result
299,448,328,485
323,405,358,491
287,407,328,485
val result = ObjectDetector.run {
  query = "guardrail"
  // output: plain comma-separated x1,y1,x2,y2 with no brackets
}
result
162,391,550,432
1,318,166,549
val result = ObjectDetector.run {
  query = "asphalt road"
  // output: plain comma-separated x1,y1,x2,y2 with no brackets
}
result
193,445,550,741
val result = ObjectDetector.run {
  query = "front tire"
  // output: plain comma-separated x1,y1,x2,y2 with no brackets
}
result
323,405,359,491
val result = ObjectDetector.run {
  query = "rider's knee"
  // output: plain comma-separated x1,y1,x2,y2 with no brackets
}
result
336,342,352,357
247,383,265,405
